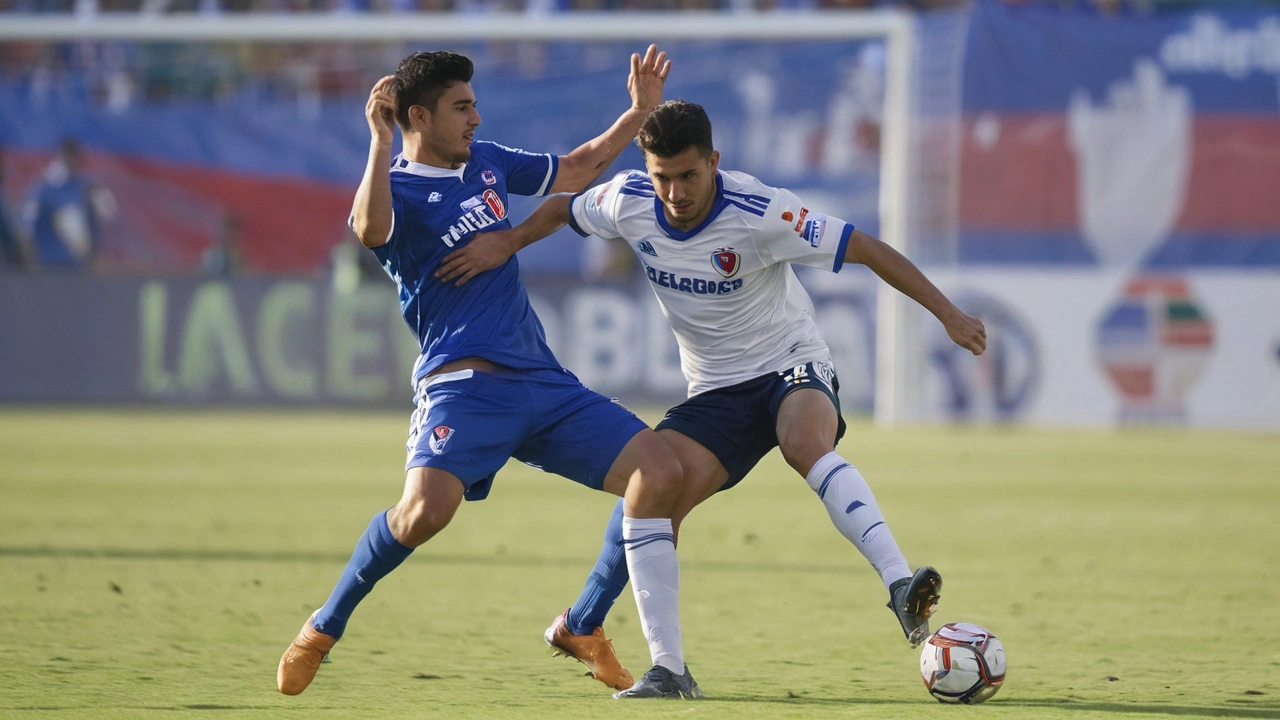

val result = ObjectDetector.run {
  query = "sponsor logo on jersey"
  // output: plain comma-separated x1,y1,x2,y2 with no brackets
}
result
637,240,658,257
781,210,794,223
481,170,497,186
642,261,743,296
800,217,826,248
792,207,810,233
711,247,740,278
482,189,506,220
428,192,442,203
441,193,507,247
429,425,455,454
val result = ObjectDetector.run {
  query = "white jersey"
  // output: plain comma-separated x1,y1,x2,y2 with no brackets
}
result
570,169,855,397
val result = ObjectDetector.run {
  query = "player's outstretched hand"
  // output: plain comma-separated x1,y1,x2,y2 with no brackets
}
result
435,229,520,287
367,75,396,147
628,44,670,113
944,310,987,356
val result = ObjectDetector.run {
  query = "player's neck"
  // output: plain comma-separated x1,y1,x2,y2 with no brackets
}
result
401,138,463,171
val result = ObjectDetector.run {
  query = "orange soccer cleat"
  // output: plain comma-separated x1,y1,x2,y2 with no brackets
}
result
277,611,338,695
544,609,634,691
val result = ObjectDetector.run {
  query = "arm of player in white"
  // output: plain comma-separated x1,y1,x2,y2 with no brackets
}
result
845,229,987,356
545,45,670,195
434,194,574,286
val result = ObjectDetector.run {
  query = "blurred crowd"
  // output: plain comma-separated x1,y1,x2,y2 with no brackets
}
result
4,0,1277,14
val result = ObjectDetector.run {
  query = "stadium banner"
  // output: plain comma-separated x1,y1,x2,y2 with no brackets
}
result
912,268,1280,431
957,1,1280,269
0,272,875,411
3,270,1277,430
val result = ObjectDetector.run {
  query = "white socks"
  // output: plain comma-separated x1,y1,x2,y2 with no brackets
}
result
621,516,683,673
805,451,911,590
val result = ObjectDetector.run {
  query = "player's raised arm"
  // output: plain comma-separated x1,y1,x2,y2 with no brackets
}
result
351,75,397,249
547,45,670,195
435,194,573,286
844,229,987,356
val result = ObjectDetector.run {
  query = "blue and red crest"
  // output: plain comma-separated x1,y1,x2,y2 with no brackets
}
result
481,170,497,186
711,248,740,278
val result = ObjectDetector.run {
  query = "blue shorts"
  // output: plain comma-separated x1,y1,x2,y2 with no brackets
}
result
655,360,847,492
405,366,648,501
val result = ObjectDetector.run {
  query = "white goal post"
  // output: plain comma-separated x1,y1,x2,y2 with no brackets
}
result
0,11,919,427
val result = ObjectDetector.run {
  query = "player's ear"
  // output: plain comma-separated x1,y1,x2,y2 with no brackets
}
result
407,104,430,132
708,150,720,173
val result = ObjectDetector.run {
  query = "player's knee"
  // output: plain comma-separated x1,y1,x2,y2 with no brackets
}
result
632,447,684,512
780,437,832,477
389,497,453,547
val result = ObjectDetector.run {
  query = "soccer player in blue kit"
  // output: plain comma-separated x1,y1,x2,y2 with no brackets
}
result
436,100,988,692
277,48,704,700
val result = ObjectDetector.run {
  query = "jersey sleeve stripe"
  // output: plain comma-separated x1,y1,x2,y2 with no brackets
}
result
833,223,854,273
567,194,592,237
535,154,558,197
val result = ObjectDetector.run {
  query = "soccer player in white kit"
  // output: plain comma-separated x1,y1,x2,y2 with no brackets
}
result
436,100,987,693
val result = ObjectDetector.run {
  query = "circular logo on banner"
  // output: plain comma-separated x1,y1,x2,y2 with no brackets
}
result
927,292,1039,422
1095,274,1214,425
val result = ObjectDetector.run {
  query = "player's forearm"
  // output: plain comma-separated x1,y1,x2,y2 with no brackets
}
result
848,230,962,324
510,195,573,251
351,141,393,248
549,106,650,194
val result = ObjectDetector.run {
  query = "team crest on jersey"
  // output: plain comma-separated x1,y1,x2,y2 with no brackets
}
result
481,170,497,186
428,192,442,203
429,425,455,454
637,240,658,257
711,247,740,278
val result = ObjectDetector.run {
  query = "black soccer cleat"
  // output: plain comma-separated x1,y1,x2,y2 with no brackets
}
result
888,566,942,648
613,664,704,699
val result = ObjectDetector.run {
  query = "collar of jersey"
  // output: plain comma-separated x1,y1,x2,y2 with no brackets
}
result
653,172,729,241
392,154,466,180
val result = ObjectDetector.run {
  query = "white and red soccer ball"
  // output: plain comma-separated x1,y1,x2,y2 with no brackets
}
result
919,622,1006,704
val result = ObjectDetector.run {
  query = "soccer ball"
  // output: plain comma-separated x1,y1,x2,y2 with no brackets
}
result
919,622,1006,704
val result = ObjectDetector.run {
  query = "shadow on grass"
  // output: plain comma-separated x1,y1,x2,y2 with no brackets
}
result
706,695,1279,718
0,545,851,575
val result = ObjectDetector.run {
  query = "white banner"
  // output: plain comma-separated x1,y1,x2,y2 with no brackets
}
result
916,269,1280,430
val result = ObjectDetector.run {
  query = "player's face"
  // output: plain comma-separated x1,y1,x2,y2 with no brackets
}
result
646,146,720,230
420,81,481,169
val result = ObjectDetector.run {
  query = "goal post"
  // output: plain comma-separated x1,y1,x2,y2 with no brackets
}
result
0,10,919,425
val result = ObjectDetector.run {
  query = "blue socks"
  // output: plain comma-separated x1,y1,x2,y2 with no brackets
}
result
312,510,414,640
566,499,629,635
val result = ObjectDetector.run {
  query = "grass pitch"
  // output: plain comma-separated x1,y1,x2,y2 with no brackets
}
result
1,408,1277,719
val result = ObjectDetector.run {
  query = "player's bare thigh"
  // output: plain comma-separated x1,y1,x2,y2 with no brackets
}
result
599,427,683,519
776,388,840,477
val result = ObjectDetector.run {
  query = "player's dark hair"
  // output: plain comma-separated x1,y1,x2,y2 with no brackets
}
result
636,100,713,159
393,51,475,129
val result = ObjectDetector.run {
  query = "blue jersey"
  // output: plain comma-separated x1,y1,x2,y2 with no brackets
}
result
368,141,562,381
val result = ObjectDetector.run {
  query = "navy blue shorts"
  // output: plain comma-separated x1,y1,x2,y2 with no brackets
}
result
405,366,648,501
655,360,847,491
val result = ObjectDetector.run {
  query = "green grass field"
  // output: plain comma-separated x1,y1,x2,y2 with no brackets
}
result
1,408,1277,719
